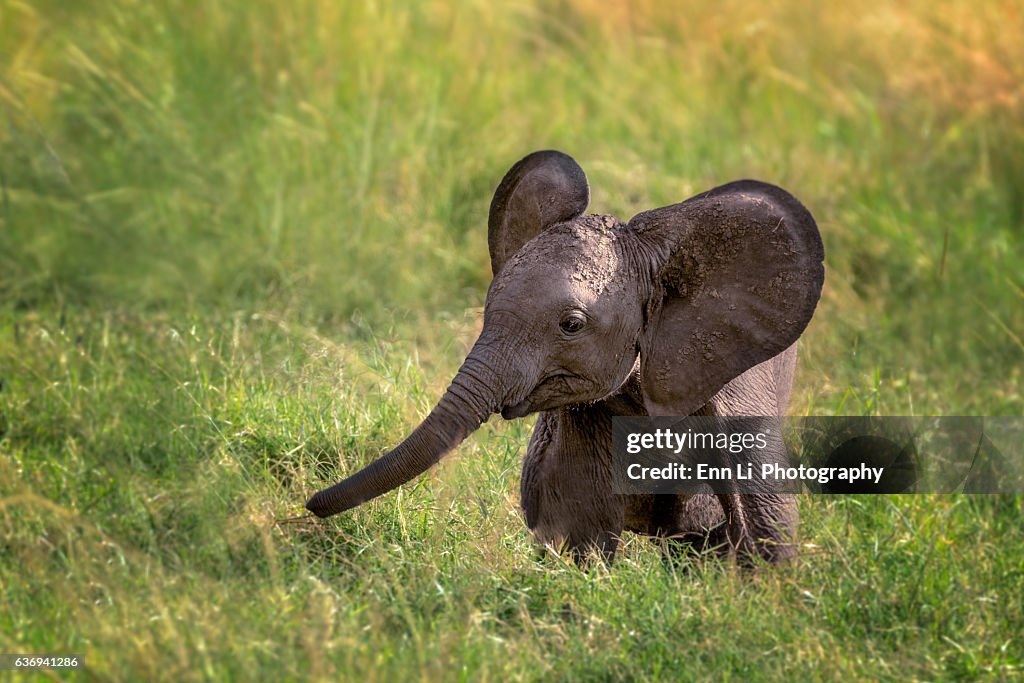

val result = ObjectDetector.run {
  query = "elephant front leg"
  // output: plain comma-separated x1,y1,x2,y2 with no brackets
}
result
520,414,624,564
521,459,624,564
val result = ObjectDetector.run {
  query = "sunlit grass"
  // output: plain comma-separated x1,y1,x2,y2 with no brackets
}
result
1,0,1022,679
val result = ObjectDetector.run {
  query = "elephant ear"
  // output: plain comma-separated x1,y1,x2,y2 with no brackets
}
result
488,150,590,276
629,180,825,416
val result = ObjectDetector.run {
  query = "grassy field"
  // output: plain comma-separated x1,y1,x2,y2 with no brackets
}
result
1,0,1022,679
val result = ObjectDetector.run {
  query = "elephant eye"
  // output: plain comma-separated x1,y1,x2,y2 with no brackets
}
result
559,312,587,335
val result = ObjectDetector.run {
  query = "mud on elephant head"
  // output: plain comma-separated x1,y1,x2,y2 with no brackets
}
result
306,150,825,565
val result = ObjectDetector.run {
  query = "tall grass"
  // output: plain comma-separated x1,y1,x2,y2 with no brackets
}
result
1,0,1022,679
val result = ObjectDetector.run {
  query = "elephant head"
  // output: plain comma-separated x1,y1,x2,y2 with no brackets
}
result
306,150,824,518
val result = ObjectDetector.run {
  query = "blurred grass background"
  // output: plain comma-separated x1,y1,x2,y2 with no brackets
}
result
1,0,1022,679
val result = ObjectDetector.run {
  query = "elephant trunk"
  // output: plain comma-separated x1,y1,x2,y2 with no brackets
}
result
305,348,505,518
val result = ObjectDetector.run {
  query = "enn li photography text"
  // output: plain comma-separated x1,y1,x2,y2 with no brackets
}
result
623,427,885,485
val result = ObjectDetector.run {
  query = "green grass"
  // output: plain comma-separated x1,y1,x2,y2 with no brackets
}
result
1,0,1022,679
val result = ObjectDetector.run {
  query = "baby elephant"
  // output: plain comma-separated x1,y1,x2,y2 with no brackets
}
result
307,150,825,565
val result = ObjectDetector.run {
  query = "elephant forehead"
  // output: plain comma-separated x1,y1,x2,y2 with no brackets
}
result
496,216,627,298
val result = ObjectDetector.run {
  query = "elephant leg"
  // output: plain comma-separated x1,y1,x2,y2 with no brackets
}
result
699,371,800,565
667,494,731,557
521,411,624,564
715,492,798,565
627,493,728,557
710,430,799,565
642,494,728,569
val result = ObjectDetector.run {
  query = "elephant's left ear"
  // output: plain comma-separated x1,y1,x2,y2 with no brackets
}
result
488,150,590,276
629,180,825,416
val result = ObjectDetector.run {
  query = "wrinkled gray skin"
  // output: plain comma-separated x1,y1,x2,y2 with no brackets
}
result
307,150,825,566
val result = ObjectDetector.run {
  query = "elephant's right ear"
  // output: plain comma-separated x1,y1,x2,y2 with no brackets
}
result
488,150,590,276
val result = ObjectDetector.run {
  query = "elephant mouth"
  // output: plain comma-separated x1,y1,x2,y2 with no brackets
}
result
500,398,534,420
500,373,591,420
